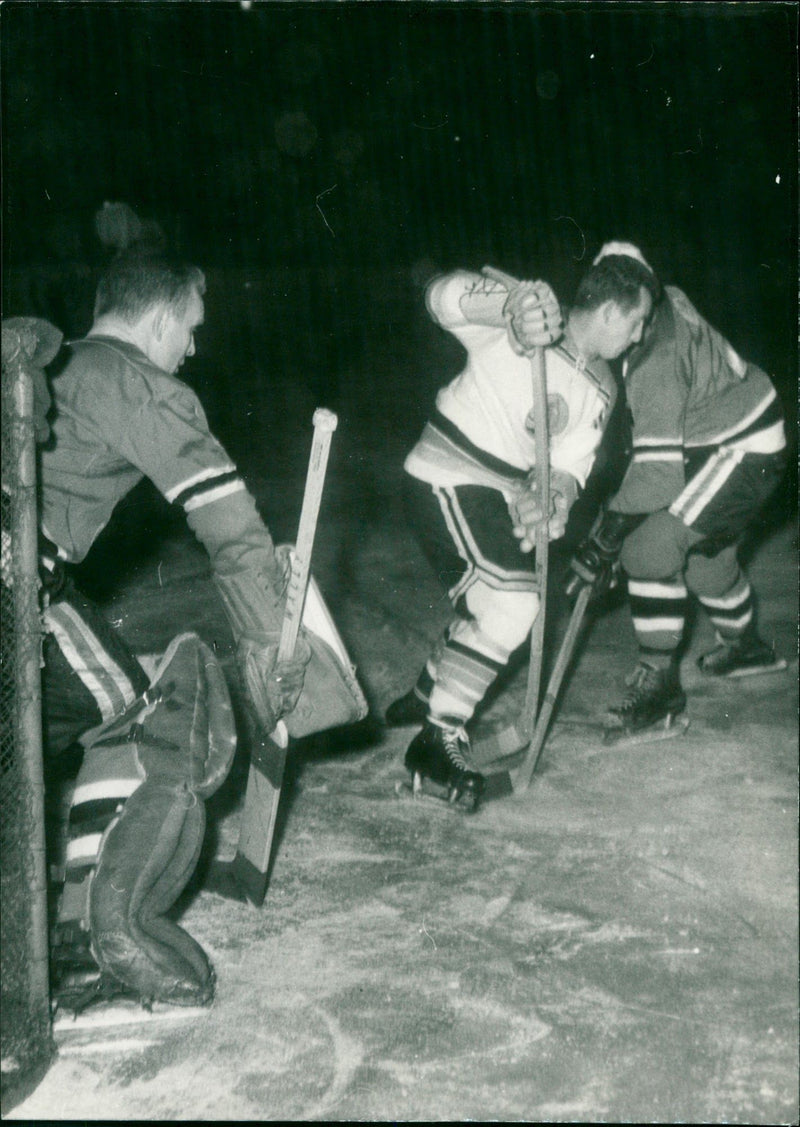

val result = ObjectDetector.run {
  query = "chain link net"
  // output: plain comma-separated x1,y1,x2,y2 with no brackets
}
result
1,331,54,1096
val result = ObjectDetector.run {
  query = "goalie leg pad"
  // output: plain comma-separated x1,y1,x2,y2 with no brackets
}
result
57,633,236,1007
89,781,214,1006
131,631,238,801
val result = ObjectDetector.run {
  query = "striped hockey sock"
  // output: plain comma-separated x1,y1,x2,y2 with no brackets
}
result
628,577,688,656
56,740,144,941
427,633,508,726
696,575,753,644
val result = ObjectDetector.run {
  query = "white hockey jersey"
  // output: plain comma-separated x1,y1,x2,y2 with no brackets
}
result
405,271,617,498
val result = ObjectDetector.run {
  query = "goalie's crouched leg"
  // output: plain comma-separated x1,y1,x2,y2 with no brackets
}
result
89,778,213,1006
54,632,237,1009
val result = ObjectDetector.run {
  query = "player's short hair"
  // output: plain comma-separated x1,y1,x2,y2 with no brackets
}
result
94,252,206,323
573,255,660,314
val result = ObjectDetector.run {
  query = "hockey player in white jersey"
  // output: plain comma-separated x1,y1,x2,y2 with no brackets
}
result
387,255,659,808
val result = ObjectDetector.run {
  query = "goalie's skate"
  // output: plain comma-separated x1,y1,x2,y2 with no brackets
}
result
398,720,484,813
603,660,689,748
50,923,142,1019
51,932,211,1031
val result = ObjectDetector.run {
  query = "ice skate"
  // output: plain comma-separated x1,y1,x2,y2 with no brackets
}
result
603,661,689,747
49,922,121,1018
698,634,787,678
385,687,428,728
398,719,485,812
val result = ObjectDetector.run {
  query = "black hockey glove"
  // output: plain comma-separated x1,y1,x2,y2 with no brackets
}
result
565,510,646,601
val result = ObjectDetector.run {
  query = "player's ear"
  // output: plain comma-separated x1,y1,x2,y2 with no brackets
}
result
600,300,617,324
151,305,168,341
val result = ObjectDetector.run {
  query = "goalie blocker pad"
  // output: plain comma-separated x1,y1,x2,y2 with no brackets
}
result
283,563,368,739
55,632,237,1007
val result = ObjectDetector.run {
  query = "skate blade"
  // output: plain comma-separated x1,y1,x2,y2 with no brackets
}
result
602,713,690,748
53,997,210,1035
718,659,788,679
394,777,480,813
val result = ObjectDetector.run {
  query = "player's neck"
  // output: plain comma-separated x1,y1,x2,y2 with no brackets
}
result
88,314,153,359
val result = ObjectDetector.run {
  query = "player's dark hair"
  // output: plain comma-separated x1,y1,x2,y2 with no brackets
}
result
573,255,660,314
94,252,206,323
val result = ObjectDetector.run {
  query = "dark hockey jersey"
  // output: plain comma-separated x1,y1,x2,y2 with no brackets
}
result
40,335,285,636
611,287,786,515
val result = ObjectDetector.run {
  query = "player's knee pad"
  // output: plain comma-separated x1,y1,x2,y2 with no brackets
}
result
57,632,237,1007
684,543,741,599
620,510,701,580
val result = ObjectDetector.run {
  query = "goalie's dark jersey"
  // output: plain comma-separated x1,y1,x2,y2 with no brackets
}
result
611,286,786,519
39,334,286,653
41,336,247,560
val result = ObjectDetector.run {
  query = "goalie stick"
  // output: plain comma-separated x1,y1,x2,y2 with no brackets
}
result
231,408,338,905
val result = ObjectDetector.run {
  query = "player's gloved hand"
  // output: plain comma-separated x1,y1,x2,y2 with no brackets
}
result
238,634,312,732
511,469,577,550
503,280,564,355
565,536,619,601
565,510,645,601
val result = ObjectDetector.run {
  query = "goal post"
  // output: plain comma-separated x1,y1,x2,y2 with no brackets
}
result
1,324,53,1098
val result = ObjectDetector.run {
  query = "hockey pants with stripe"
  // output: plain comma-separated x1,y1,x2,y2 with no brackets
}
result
404,478,540,727
41,572,150,760
615,448,787,658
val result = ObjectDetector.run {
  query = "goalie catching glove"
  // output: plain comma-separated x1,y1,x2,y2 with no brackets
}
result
238,633,311,733
502,279,564,355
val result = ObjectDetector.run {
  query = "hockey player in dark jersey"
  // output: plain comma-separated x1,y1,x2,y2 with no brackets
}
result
525,242,788,742
22,255,317,1007
38,251,309,752
387,255,659,808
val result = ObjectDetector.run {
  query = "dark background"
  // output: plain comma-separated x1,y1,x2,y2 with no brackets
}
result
2,1,797,529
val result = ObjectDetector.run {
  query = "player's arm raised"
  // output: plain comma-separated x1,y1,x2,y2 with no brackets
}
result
425,269,564,354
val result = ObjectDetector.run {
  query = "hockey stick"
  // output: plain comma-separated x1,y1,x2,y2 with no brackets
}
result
521,341,549,742
477,587,593,799
509,582,592,790
231,408,338,905
473,266,550,778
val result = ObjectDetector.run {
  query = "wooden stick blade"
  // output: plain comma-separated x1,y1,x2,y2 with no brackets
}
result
233,729,288,905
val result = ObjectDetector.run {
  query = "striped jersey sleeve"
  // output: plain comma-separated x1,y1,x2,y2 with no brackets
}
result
94,351,287,623
39,338,251,561
106,369,247,517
